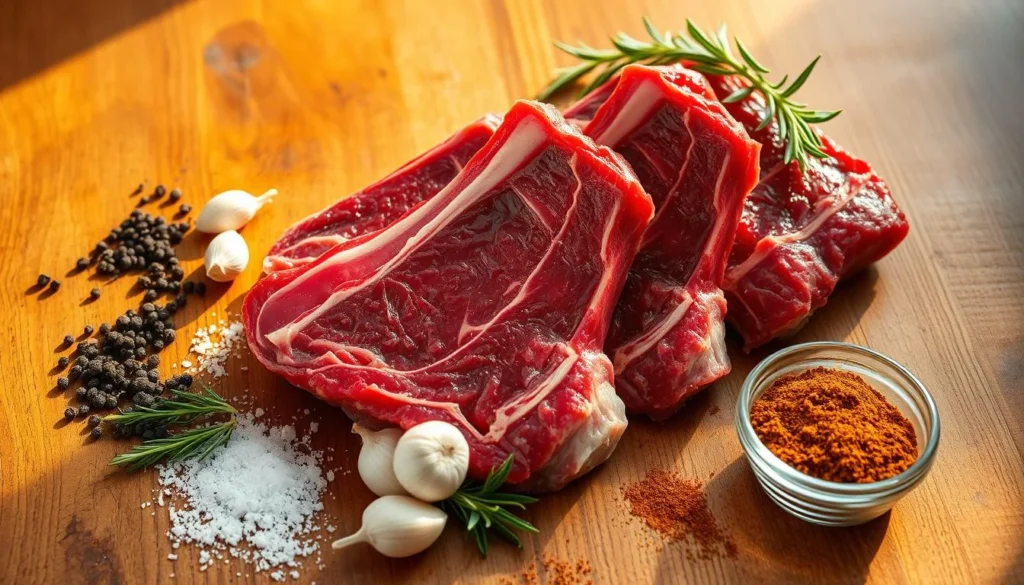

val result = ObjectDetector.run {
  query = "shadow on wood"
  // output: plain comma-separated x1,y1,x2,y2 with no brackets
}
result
0,0,189,93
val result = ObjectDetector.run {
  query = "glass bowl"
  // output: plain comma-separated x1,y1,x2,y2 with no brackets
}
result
735,341,940,526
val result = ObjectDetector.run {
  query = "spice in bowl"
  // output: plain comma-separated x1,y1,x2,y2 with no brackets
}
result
750,366,918,483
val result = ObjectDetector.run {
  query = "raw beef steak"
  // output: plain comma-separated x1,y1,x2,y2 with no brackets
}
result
582,65,760,418
263,115,501,273
566,65,910,351
703,75,910,350
244,100,654,490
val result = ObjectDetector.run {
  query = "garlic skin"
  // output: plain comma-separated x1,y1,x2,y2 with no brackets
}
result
204,230,249,282
195,188,277,233
393,421,470,502
353,424,408,496
332,495,447,558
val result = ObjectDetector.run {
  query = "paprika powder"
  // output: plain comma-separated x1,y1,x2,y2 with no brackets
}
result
750,366,918,483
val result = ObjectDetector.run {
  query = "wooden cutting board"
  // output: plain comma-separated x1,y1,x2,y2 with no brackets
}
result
1,0,1021,583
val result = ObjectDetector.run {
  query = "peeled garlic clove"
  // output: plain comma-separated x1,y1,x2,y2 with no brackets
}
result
204,230,249,282
195,188,277,233
353,423,408,496
332,495,447,558
393,421,470,502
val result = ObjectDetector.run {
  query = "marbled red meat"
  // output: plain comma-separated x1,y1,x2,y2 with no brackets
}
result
568,65,909,351
263,115,500,273
582,66,760,417
704,75,909,350
244,101,653,490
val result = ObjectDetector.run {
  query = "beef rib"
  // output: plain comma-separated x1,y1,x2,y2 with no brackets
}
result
263,115,501,273
704,74,910,350
567,65,910,351
581,65,760,418
244,100,654,491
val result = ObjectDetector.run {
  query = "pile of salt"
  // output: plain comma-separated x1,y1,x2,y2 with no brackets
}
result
157,414,333,579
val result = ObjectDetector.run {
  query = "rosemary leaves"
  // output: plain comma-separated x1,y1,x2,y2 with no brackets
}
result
444,455,539,556
104,385,237,471
539,18,841,170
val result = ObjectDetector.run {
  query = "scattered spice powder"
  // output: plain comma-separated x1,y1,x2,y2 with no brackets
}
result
501,558,592,585
750,367,918,483
542,556,593,585
621,469,735,560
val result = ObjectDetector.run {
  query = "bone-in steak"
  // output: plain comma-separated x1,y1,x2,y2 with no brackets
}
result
582,65,760,418
244,101,653,490
567,65,909,352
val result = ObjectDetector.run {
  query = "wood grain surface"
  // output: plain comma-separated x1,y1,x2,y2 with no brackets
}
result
1,0,1022,583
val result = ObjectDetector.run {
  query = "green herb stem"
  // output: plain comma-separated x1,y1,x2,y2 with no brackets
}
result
539,18,841,170
109,419,237,472
104,384,238,472
443,454,539,556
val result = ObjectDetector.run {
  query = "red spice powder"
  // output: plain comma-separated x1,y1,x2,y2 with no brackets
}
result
542,555,593,585
502,557,593,585
621,469,736,560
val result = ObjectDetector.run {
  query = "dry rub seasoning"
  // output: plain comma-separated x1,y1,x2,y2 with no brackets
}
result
621,469,736,560
500,557,593,585
750,366,918,483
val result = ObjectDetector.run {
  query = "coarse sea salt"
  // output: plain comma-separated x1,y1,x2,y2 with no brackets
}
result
157,414,331,576
185,319,246,379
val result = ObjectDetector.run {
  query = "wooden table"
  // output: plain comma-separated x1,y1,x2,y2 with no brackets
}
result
1,0,1022,583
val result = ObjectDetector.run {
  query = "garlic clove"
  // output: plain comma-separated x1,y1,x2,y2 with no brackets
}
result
195,188,277,233
393,421,470,502
332,495,447,558
353,424,408,496
204,230,250,282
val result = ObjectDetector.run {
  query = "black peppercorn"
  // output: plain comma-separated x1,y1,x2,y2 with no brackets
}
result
179,373,193,388
78,404,90,417
154,185,166,198
138,195,151,206
84,325,95,336
75,257,89,271
49,279,61,292
37,274,51,287
99,322,111,335
57,377,69,389
90,427,103,440
63,335,74,346
64,407,76,420
75,387,87,400
178,204,191,215
144,289,158,302
58,356,70,368
168,188,182,203
87,414,101,427
194,281,206,295
89,288,101,300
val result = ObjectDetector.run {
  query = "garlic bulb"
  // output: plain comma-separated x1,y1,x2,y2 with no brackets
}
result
353,424,408,496
332,495,447,558
195,188,277,233
393,421,470,502
204,230,249,282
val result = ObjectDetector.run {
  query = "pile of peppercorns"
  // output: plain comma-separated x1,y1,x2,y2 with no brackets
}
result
48,185,209,440
34,184,194,299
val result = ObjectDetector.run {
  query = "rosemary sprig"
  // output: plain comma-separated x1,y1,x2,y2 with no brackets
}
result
443,455,539,556
104,385,237,472
539,18,841,170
